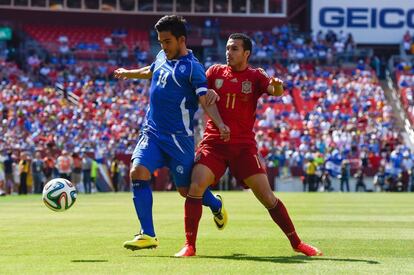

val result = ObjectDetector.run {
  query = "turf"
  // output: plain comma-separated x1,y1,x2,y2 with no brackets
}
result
1,192,413,274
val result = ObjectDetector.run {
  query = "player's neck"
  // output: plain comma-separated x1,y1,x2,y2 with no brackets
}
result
230,63,248,72
178,47,189,58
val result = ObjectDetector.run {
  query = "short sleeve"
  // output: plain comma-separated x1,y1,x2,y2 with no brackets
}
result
149,62,156,72
150,50,165,72
190,62,208,96
205,66,215,89
257,68,271,95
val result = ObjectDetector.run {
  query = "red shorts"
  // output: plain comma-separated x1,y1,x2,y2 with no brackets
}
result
195,142,266,186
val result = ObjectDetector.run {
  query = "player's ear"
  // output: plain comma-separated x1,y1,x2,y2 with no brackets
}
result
178,35,186,45
244,50,251,60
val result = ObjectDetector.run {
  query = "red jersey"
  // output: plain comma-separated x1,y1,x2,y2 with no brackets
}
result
202,64,270,145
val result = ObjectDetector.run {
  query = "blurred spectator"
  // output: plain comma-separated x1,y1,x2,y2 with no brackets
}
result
110,156,120,192
304,157,317,192
403,30,412,54
373,166,386,192
71,152,82,188
3,151,16,194
321,170,332,192
56,150,73,180
0,152,5,195
82,152,93,194
90,158,98,192
58,35,68,44
43,154,55,182
31,151,44,194
354,169,366,192
18,152,31,194
340,159,350,192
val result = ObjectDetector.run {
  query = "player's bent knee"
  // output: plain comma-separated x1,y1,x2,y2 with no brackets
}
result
177,187,188,198
191,165,215,189
188,179,211,198
130,165,151,181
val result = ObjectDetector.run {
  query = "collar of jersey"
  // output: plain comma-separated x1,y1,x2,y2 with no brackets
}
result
227,65,250,74
166,49,193,62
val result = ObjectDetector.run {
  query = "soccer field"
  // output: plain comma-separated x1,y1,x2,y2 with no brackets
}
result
1,192,413,274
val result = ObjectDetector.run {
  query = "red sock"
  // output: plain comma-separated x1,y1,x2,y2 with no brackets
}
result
184,196,203,248
268,199,301,248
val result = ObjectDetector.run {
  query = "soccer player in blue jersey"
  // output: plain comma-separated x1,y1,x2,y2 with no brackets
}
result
114,15,229,250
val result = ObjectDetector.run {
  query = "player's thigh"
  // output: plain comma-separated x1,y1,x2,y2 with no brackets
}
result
194,144,227,186
244,173,277,209
229,146,266,184
131,132,165,180
164,135,195,189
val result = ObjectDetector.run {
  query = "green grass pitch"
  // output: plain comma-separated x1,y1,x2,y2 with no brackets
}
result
1,192,414,274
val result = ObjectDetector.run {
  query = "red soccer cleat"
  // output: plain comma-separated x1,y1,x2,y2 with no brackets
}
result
294,242,323,256
174,244,196,257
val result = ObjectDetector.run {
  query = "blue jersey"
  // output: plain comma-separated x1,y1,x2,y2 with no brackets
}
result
145,50,207,136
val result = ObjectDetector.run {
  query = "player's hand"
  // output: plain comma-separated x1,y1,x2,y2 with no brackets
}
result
114,68,129,80
218,123,230,142
270,77,284,87
269,77,284,96
206,89,220,105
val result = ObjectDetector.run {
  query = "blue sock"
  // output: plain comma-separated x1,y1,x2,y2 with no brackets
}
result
132,180,155,237
202,187,222,214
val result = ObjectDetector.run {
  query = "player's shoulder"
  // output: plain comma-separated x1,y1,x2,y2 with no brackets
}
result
249,66,270,78
155,50,166,60
207,64,227,74
182,54,203,73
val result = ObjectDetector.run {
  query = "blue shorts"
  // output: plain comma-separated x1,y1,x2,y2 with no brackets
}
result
131,130,195,188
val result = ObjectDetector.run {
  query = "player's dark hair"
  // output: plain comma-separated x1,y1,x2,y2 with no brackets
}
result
229,33,253,53
155,15,187,39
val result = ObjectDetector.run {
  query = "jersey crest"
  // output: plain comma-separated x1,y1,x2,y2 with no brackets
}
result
179,64,186,73
242,80,252,94
215,79,224,89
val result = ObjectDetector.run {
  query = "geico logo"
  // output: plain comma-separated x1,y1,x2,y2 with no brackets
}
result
319,7,414,28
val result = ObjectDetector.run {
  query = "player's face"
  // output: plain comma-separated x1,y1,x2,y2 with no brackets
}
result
226,39,250,68
158,31,183,60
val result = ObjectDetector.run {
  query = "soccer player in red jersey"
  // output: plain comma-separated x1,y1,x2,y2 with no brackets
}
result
175,33,322,257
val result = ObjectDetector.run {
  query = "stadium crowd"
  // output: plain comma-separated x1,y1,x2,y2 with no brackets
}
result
255,65,412,192
1,26,413,195
248,27,356,64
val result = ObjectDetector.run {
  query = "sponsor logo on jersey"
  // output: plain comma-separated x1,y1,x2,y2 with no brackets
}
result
215,79,224,89
230,78,238,83
242,80,252,94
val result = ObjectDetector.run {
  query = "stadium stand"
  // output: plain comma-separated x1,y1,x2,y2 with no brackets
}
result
23,25,150,60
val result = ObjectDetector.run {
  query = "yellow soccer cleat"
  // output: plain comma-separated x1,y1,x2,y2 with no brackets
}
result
123,233,159,251
213,194,228,230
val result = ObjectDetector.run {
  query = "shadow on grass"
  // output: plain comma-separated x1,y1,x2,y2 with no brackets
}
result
71,260,108,263
131,253,379,265
196,254,380,264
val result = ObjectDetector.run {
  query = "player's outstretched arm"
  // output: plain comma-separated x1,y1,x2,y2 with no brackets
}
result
114,66,152,80
267,77,284,96
199,93,230,142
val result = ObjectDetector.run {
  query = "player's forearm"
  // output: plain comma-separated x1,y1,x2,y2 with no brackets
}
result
125,66,152,79
202,103,226,129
